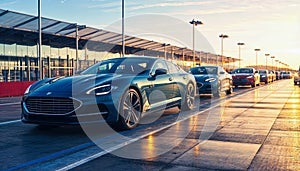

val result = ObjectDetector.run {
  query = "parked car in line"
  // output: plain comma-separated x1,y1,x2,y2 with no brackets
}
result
189,66,233,97
275,71,282,80
21,57,196,130
269,70,276,82
294,68,300,85
258,70,272,84
294,73,300,85
231,67,260,88
282,71,292,79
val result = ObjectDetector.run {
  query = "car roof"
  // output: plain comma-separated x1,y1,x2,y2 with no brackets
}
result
190,66,218,68
108,56,159,61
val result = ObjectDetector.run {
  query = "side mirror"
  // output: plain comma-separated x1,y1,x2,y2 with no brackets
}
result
219,71,225,75
153,68,167,77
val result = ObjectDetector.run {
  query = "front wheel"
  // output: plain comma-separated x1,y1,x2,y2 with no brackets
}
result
180,83,195,111
213,85,222,97
226,86,233,95
117,88,142,130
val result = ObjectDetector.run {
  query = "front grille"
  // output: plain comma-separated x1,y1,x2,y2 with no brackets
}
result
25,97,81,115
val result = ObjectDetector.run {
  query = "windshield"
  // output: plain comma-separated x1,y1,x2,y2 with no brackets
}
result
81,58,152,75
232,68,253,74
189,67,217,75
259,70,267,74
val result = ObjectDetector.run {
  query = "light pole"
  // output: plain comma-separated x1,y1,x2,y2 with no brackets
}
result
190,19,203,67
279,61,282,70
121,0,125,56
271,56,275,70
227,57,231,70
265,54,270,70
38,0,43,79
237,42,245,68
254,49,261,69
275,60,279,70
219,34,228,66
163,43,170,59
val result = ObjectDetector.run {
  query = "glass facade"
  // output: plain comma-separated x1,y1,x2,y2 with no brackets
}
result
0,43,122,82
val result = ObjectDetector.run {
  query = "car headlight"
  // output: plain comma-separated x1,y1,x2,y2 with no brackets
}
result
86,84,117,96
205,78,216,82
261,75,266,78
24,85,32,94
247,75,254,78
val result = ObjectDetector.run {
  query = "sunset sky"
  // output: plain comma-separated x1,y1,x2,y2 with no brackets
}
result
2,0,300,69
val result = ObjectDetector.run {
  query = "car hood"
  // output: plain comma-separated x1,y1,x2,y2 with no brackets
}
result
193,74,217,82
28,74,130,96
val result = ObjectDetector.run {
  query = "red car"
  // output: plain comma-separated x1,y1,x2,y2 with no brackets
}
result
231,67,260,88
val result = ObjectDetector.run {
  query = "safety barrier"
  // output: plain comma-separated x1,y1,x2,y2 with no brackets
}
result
0,81,35,97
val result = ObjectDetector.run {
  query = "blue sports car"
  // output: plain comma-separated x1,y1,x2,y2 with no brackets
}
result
189,66,233,97
21,57,196,130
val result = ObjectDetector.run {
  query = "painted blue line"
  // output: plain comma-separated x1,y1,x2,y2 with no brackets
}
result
3,142,94,171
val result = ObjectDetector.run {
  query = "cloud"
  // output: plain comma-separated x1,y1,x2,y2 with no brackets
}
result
0,0,17,6
128,1,215,11
87,1,121,9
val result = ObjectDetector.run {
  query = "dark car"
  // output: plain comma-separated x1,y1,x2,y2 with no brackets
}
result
282,71,292,79
258,70,272,84
21,57,196,130
231,67,260,88
189,66,233,97
275,71,281,80
269,70,276,82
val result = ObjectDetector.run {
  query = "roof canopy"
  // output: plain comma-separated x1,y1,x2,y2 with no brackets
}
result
0,8,239,63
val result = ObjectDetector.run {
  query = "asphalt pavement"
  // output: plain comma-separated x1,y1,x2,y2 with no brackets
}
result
0,79,299,171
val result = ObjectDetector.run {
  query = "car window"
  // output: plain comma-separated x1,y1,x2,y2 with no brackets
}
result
219,67,225,73
190,67,217,75
259,70,267,74
166,61,180,74
151,60,168,75
232,68,253,74
115,62,148,74
81,58,151,75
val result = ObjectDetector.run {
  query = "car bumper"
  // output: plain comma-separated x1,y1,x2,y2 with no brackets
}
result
21,94,120,125
233,78,253,86
260,77,268,82
196,82,217,94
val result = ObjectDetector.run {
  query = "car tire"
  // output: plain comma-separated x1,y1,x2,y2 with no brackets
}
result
251,83,256,88
180,83,195,111
226,86,233,95
213,84,222,97
117,88,142,130
265,81,268,84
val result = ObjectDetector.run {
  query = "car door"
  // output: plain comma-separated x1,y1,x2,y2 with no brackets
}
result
146,60,174,109
166,61,182,100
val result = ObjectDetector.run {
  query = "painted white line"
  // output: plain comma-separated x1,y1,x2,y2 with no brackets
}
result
0,119,21,126
30,80,288,171
0,102,20,106
56,84,271,171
